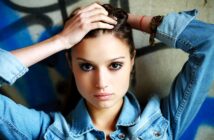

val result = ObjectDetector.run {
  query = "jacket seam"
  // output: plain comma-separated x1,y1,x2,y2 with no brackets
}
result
157,31,177,47
48,125,65,139
134,110,161,134
171,38,198,134
10,67,27,84
0,116,29,139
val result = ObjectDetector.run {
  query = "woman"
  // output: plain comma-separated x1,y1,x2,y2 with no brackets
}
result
0,3,213,140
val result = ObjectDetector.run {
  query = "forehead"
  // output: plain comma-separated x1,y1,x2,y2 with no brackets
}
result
72,34,130,60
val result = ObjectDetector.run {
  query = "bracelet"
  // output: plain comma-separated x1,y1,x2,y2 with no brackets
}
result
149,15,164,46
139,16,145,30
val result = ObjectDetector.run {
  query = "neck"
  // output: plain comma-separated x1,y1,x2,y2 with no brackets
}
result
86,99,124,133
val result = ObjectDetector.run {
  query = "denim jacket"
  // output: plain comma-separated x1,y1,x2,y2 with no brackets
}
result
0,10,214,140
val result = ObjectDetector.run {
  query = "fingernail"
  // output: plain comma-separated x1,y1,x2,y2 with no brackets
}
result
110,25,114,28
113,16,117,21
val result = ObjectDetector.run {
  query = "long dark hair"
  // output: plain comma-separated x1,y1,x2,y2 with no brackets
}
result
58,4,135,115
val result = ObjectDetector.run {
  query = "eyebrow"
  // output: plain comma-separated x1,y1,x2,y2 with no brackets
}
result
76,56,125,63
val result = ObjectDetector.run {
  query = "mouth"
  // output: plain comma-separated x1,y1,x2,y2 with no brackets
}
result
94,93,114,101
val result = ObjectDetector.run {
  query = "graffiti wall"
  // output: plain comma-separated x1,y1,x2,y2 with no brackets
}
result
0,0,213,139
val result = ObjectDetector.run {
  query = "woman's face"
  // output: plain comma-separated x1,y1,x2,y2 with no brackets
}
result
71,34,135,110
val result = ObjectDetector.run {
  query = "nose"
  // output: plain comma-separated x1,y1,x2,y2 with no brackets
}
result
95,68,108,90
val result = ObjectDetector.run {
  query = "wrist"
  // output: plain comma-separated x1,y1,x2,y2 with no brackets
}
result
54,34,73,50
127,14,153,33
139,16,153,33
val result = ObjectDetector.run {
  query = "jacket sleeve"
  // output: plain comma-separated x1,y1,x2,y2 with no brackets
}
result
0,49,52,139
0,48,28,86
156,10,214,139
0,95,52,139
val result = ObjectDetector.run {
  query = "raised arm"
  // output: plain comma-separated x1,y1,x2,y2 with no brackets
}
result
10,3,117,68
128,10,214,139
0,3,117,139
0,3,116,86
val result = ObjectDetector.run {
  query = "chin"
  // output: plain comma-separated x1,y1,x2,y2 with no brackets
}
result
94,99,123,110
86,97,124,110
95,102,115,109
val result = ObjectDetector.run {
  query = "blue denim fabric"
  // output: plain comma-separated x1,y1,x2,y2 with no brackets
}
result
0,10,214,140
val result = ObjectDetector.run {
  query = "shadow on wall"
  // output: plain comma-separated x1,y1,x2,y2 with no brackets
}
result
0,0,213,140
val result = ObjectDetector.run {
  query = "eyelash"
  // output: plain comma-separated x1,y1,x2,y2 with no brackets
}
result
109,62,123,71
79,62,124,72
79,63,94,72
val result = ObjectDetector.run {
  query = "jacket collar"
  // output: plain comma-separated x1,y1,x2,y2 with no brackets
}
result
116,92,141,127
70,99,94,136
69,92,141,136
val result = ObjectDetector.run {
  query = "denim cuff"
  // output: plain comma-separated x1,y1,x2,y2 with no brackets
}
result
0,48,28,85
156,9,198,48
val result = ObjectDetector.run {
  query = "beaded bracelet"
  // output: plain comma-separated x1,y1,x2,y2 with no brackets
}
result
149,15,164,46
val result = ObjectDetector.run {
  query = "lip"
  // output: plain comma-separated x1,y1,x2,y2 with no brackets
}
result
94,93,113,101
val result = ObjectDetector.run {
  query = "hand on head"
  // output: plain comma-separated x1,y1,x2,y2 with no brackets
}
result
59,3,117,50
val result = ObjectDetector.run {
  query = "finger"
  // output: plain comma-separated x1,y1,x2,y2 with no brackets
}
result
78,3,107,15
90,22,114,30
83,8,108,19
89,14,117,25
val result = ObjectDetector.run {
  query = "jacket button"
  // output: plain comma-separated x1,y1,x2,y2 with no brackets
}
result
118,133,126,139
153,131,161,137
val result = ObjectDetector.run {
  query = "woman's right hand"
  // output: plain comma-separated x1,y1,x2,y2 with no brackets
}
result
58,3,117,50
10,3,117,67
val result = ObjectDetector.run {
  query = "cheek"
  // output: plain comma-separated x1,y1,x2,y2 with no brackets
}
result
73,74,92,99
71,64,91,96
113,66,132,94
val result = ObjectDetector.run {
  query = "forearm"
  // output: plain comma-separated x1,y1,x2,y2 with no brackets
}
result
159,11,214,139
11,34,65,68
10,3,117,68
127,14,153,33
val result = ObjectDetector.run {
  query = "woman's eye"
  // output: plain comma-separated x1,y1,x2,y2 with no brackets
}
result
79,63,94,72
109,62,123,70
